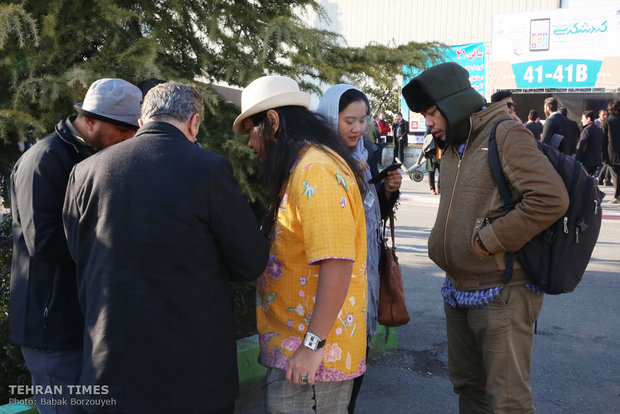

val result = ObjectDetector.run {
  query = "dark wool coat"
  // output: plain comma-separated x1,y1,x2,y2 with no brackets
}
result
62,122,269,413
602,114,620,165
575,123,603,169
10,118,87,350
541,112,571,155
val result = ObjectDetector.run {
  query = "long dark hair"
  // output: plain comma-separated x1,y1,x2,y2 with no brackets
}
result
251,106,363,234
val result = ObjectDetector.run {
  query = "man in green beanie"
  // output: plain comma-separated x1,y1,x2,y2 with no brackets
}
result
402,62,568,414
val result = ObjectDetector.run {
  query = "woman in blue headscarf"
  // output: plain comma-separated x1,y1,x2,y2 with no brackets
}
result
316,85,402,413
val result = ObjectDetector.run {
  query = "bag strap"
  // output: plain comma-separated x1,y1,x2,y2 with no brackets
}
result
487,119,516,284
382,212,397,249
389,213,396,249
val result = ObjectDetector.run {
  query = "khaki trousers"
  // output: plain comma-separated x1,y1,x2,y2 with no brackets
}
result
444,285,543,414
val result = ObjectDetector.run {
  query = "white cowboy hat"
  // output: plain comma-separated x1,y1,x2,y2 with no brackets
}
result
233,76,311,135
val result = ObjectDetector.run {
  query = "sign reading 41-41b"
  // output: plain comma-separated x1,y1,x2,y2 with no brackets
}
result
514,60,601,88
492,6,619,90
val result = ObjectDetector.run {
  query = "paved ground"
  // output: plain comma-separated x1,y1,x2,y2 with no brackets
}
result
236,173,620,413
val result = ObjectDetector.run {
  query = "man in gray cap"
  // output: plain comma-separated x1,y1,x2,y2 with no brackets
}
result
402,62,568,414
9,78,141,413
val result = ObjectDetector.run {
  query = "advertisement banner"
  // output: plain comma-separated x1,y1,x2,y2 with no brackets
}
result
492,6,620,90
402,42,485,135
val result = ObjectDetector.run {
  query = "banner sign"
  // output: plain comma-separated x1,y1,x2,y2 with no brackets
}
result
492,6,620,90
402,42,485,134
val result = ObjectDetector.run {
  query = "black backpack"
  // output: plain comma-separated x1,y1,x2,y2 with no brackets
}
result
488,120,603,294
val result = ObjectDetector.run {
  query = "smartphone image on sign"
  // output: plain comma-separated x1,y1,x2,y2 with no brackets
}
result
530,18,550,51
369,162,401,184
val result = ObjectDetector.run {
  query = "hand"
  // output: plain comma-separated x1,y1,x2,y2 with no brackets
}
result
474,235,491,256
285,345,325,385
384,169,402,199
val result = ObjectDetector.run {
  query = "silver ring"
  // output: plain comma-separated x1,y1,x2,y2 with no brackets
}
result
300,375,308,383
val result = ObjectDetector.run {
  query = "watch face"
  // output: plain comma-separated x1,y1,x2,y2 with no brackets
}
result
303,332,324,350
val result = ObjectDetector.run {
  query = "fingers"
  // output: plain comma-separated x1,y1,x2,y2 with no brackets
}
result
286,362,311,385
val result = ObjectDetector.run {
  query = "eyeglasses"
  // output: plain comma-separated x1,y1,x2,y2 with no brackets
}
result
507,102,515,108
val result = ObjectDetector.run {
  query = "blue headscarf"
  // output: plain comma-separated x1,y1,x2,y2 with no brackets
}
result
316,84,382,338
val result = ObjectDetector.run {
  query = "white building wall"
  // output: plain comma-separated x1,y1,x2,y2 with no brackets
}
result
310,0,561,47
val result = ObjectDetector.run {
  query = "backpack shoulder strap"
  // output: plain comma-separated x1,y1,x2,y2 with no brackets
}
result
487,118,517,284
488,119,516,211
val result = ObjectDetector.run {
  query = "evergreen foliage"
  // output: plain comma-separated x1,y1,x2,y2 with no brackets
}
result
0,4,444,393
1,1,444,173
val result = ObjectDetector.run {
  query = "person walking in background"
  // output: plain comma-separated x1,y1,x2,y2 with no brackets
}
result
576,110,603,176
560,107,580,156
9,78,141,414
491,90,522,122
377,111,391,143
595,108,608,128
370,114,385,164
541,97,571,155
63,81,268,413
601,100,620,204
234,76,368,413
392,111,409,162
409,127,441,194
403,62,568,414
524,109,543,141
316,84,402,413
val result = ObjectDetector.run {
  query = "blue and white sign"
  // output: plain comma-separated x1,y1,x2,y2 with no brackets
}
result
403,42,486,134
492,6,620,90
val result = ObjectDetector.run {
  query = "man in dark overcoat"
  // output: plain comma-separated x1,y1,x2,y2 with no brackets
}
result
602,100,620,203
62,81,269,413
541,97,571,155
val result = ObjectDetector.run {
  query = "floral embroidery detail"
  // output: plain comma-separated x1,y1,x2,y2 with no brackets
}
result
323,343,343,363
297,323,305,331
303,163,313,171
295,304,305,316
299,276,307,286
302,181,315,199
257,274,268,291
299,290,305,297
267,255,283,280
348,296,355,306
340,197,346,208
345,313,354,325
259,332,279,354
282,336,301,352
346,352,352,370
335,327,343,336
335,172,348,192
256,291,277,311
286,320,293,329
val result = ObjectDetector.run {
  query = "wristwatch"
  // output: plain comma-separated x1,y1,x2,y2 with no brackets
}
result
303,332,326,351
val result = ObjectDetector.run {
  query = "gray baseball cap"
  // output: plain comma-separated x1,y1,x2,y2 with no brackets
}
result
74,78,142,128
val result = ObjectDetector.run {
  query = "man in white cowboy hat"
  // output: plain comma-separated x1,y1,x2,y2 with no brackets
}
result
9,78,141,414
235,75,368,413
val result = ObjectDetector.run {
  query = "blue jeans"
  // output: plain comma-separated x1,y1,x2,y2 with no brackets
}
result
21,347,84,414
